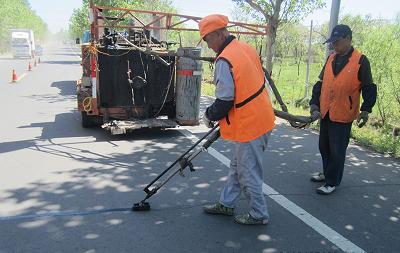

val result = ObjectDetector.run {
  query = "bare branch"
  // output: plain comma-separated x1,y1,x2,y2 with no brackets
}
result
244,0,270,20
269,0,275,10
281,0,288,17
280,0,292,22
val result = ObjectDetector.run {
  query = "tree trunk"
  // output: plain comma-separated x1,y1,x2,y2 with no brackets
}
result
264,0,282,75
265,19,278,75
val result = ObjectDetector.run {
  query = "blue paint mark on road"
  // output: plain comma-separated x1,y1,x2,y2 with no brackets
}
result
0,207,132,221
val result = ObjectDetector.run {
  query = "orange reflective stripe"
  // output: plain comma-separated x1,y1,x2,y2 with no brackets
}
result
177,69,193,76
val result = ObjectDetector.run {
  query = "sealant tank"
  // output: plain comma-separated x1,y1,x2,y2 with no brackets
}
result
175,47,202,125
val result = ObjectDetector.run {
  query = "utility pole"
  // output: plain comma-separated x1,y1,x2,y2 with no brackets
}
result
326,0,341,57
305,20,313,99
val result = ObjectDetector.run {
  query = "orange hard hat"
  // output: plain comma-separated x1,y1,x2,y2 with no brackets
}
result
198,14,229,39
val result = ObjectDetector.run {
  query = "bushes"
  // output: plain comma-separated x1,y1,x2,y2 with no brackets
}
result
351,126,400,157
201,14,400,157
342,15,400,127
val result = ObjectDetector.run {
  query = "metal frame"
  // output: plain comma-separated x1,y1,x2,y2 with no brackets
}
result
83,2,314,131
89,3,268,41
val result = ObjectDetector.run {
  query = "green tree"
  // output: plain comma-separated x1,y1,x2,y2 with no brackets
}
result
337,14,400,126
69,0,176,40
360,24,400,125
232,0,325,74
69,7,90,39
0,0,48,52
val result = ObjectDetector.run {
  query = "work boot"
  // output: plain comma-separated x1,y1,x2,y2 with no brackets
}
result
203,202,234,216
234,213,268,225
310,172,325,182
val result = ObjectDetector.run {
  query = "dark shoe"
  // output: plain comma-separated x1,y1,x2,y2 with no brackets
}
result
316,185,336,195
203,202,234,216
310,172,325,182
234,213,268,225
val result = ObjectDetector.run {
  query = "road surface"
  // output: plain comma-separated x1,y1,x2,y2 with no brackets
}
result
0,41,399,253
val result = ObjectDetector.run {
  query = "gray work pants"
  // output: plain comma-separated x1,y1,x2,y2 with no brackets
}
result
219,131,271,220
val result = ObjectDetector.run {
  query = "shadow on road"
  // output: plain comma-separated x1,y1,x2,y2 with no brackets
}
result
0,87,284,251
0,112,253,252
43,60,81,65
1,81,399,252
22,80,77,103
51,80,77,96
0,57,31,61
52,53,81,57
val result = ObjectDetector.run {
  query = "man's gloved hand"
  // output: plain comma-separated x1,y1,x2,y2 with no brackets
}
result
202,113,214,128
309,104,321,121
357,111,369,128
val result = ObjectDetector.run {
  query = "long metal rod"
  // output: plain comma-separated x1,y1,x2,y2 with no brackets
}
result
115,32,215,64
98,25,267,36
263,67,288,113
93,5,268,35
115,32,171,66
114,32,215,62
274,109,311,123
143,124,219,193
141,128,220,202
148,147,202,191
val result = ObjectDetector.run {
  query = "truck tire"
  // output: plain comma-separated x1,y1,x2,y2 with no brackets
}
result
81,111,101,128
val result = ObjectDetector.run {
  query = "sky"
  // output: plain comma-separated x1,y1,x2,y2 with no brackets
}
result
28,0,400,33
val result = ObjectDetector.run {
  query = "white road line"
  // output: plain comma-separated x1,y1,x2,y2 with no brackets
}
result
179,128,366,253
10,73,27,83
17,73,27,82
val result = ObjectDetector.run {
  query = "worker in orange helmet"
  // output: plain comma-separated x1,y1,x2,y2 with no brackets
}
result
199,14,275,225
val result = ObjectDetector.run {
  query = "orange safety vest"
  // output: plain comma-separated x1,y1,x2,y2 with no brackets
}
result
320,49,362,123
216,39,275,142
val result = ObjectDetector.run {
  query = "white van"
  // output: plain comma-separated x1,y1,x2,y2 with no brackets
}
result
10,29,35,58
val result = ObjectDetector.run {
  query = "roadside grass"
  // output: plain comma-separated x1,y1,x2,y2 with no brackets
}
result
201,59,400,158
201,81,215,97
351,126,400,157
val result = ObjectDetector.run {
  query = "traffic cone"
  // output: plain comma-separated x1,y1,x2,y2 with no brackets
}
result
28,62,32,71
11,69,18,82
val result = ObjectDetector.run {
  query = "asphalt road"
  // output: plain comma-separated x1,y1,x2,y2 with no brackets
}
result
0,41,399,253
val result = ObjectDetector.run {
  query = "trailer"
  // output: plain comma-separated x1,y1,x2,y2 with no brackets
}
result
76,2,270,135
